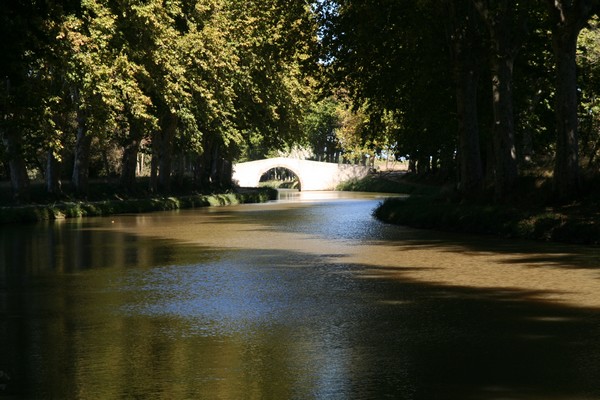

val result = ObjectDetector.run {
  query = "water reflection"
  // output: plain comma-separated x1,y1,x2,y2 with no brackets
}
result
0,220,214,277
1,194,600,399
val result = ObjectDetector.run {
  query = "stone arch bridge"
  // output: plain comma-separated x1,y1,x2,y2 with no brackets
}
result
233,157,371,191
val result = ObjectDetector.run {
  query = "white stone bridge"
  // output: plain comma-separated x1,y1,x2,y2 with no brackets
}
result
232,157,371,191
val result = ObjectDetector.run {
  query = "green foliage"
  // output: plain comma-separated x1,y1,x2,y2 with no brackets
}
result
319,0,600,198
578,15,600,167
337,174,441,196
3,0,600,206
229,0,319,160
318,0,458,173
302,97,341,161
0,188,277,223
1,0,321,195
301,94,397,164
374,178,600,244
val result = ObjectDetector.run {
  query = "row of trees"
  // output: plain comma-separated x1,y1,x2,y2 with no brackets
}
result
3,0,600,204
318,0,600,200
1,0,318,202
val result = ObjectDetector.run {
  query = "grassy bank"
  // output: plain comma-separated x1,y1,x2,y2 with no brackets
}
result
337,172,443,196
342,172,600,245
0,188,278,224
374,196,600,244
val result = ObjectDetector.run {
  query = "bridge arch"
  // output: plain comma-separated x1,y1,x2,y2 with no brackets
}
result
257,164,304,190
232,157,370,191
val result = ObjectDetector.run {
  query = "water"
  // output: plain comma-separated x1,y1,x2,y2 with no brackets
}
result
2,191,600,399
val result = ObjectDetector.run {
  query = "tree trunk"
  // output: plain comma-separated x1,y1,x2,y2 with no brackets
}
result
149,145,158,193
157,112,178,193
70,84,92,197
1,77,30,203
454,59,484,192
417,153,431,175
552,27,581,199
219,159,233,188
490,43,518,199
554,34,579,199
408,158,416,174
46,151,61,195
547,0,600,199
472,1,521,199
120,137,141,189
71,112,92,197
1,128,30,203
447,2,484,193
210,142,220,186
195,135,218,191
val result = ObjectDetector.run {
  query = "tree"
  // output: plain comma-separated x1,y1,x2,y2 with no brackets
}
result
444,1,486,193
228,0,318,162
472,0,530,198
0,0,49,202
56,1,123,196
319,0,459,177
303,97,341,162
578,15,600,168
546,0,600,199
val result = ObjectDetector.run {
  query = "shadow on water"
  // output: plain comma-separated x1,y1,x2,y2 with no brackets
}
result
1,218,600,399
378,235,600,271
208,200,600,272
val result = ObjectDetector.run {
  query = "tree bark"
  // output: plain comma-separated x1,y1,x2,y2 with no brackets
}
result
120,135,141,189
1,128,30,203
156,111,178,193
547,0,600,199
46,150,61,195
70,86,92,197
209,142,220,186
149,139,159,193
552,29,580,199
71,110,92,197
456,68,484,193
219,159,233,189
195,135,216,191
447,2,484,193
1,76,30,203
471,0,522,199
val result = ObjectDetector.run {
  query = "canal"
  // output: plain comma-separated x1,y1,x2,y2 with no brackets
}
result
1,192,600,399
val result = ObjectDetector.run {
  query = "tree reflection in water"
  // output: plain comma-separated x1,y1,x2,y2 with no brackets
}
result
1,198,600,399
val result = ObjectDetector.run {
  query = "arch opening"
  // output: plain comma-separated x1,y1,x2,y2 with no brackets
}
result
259,166,302,190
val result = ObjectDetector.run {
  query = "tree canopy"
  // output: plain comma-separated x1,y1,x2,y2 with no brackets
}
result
318,0,600,200
2,0,600,203
1,0,318,200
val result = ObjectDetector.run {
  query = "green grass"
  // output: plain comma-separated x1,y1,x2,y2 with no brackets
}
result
0,188,277,224
258,179,300,190
337,173,443,196
374,195,600,245
341,171,600,245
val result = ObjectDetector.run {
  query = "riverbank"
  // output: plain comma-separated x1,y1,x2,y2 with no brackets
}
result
374,196,600,245
341,172,600,245
0,188,278,224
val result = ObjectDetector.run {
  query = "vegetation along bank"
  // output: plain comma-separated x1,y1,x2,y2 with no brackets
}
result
2,2,600,241
0,187,277,224
340,173,600,245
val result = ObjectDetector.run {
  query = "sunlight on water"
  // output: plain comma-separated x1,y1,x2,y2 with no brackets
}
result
2,192,600,399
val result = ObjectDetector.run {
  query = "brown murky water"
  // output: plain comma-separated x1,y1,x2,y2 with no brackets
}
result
1,191,600,399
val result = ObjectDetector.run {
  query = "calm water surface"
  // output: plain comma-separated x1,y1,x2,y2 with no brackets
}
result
2,191,600,399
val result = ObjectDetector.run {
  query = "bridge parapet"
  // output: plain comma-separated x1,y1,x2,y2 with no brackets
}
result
232,157,370,191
